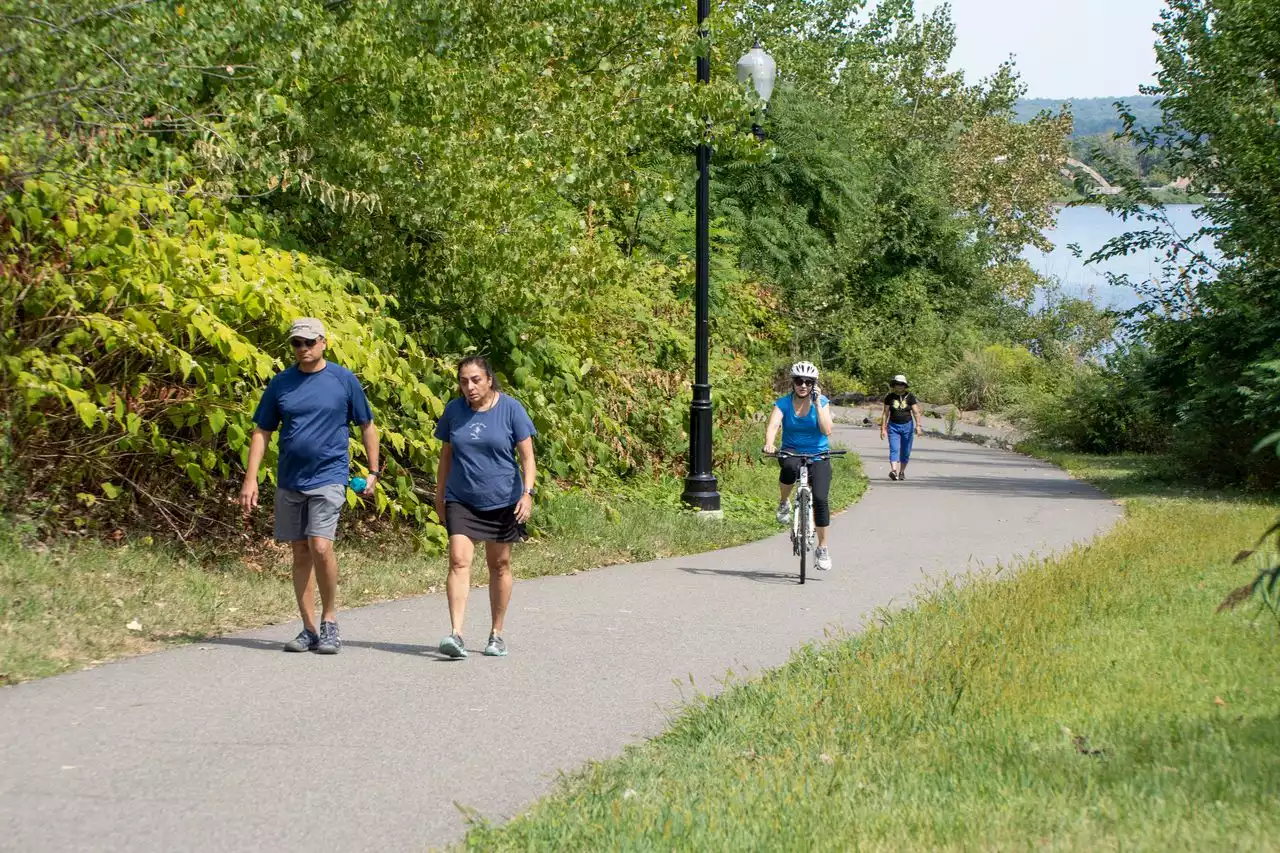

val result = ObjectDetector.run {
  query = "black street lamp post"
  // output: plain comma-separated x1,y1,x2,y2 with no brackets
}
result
681,0,718,512
681,14,776,512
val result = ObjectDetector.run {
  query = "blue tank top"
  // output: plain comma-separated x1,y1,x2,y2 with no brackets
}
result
776,393,830,455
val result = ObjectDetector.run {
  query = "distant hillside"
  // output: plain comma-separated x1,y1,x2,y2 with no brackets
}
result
1015,96,1162,137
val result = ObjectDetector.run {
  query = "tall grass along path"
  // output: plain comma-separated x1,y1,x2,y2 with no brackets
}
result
0,415,1119,852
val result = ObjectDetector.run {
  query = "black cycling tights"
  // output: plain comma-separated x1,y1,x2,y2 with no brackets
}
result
778,456,832,527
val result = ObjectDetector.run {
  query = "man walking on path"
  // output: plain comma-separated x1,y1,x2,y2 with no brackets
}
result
239,318,379,654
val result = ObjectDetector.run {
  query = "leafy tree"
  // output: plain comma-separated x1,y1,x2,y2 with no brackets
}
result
1,0,1077,536
1074,0,1280,485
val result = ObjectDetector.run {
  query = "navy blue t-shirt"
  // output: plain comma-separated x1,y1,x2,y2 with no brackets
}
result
252,363,374,491
776,393,830,455
434,394,536,510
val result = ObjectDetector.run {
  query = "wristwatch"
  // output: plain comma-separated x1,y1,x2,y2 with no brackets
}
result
524,486,536,496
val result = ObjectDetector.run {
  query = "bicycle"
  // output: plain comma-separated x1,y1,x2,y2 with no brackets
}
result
763,449,847,584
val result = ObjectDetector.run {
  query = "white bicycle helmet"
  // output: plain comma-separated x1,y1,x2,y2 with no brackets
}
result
790,361,819,380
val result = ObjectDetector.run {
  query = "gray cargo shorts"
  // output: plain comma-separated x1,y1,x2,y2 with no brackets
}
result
274,484,346,542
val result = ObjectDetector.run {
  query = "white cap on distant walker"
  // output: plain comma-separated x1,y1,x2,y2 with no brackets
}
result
891,374,909,386
288,318,327,340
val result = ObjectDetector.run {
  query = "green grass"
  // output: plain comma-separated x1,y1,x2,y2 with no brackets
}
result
460,451,1280,852
0,439,864,684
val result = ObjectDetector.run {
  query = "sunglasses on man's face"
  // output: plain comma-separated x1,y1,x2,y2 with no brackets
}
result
291,337,319,349
793,378,815,387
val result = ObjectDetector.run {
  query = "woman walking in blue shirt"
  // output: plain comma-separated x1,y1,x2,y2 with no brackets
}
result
433,357,537,659
762,361,836,571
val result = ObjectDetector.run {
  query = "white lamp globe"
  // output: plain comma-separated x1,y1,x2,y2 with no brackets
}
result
736,40,777,104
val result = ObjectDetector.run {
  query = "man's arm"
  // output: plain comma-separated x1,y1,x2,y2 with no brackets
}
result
240,427,271,516
359,421,379,496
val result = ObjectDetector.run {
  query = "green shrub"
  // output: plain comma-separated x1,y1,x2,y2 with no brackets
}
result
1022,350,1169,455
943,344,1048,411
1,170,449,546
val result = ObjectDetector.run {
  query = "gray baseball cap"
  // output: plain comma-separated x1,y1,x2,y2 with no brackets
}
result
288,318,327,340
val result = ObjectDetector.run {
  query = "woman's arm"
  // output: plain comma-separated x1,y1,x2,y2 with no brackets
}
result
880,403,889,439
434,443,452,526
816,392,834,436
911,402,924,435
763,406,784,452
514,437,536,523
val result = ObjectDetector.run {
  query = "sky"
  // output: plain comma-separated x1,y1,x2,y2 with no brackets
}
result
914,0,1167,99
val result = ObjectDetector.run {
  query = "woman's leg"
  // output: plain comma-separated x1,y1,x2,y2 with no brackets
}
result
446,534,475,636
899,424,916,475
778,456,801,502
887,428,903,474
808,459,833,547
776,456,801,524
484,541,513,635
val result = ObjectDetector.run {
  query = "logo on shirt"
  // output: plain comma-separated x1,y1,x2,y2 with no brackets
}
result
466,422,487,441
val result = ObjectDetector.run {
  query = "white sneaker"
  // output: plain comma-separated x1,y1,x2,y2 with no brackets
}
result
775,500,791,525
815,546,832,571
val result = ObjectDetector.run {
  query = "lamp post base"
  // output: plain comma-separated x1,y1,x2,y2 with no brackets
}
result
681,474,721,513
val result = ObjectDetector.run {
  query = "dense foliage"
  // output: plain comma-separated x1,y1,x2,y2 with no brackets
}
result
1,0,1073,539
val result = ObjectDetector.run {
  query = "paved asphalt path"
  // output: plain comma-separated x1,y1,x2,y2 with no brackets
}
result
0,422,1120,852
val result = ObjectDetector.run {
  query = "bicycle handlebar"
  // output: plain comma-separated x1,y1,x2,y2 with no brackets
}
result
762,449,848,461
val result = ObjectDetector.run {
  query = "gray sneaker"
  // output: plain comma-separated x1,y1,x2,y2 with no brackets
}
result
316,620,341,654
283,628,319,653
483,633,508,657
775,499,791,525
439,633,467,659
815,546,832,571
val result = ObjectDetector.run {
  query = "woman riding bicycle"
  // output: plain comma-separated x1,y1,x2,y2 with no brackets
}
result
763,361,836,571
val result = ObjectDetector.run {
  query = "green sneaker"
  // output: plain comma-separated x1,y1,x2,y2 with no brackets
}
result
483,633,508,657
439,633,467,659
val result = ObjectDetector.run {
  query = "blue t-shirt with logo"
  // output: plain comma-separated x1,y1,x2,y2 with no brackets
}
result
252,363,374,491
434,394,537,510
776,393,830,456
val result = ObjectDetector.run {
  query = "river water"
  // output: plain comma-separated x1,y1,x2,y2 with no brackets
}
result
1022,204,1213,311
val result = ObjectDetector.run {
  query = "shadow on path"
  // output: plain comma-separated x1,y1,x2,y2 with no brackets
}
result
887,456,1036,469
204,635,451,660
898,475,1103,499
676,566,810,585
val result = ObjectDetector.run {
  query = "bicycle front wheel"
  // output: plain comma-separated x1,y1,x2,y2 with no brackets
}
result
797,488,812,584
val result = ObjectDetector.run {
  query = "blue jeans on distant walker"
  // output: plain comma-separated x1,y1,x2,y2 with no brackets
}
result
887,420,915,463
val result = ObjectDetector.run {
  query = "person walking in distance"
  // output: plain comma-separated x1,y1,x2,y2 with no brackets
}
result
240,319,379,654
434,357,537,659
762,361,837,571
880,374,923,481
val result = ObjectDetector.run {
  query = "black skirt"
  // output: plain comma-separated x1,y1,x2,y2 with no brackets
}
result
444,501,528,543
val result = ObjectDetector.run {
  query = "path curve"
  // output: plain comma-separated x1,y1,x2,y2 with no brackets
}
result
0,423,1120,852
